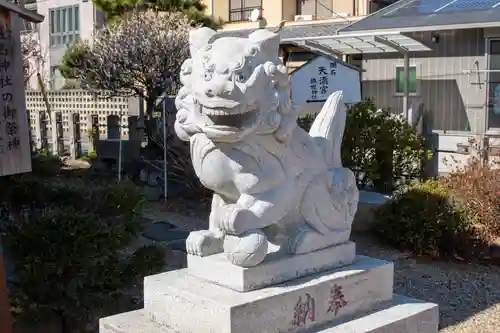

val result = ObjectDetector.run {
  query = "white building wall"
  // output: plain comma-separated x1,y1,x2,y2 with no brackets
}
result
27,0,104,90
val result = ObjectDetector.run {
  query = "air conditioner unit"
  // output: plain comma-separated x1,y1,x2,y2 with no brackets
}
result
294,15,313,22
335,12,352,17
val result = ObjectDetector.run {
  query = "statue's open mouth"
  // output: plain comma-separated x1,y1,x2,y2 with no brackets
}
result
202,105,258,129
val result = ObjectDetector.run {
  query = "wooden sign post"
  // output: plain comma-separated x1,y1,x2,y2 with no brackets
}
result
0,240,12,333
0,2,43,333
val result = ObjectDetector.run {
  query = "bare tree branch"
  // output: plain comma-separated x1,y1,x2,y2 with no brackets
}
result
69,9,191,114
21,31,45,87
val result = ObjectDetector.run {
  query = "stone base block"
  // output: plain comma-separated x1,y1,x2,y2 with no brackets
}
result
99,295,438,333
187,241,356,292
143,256,393,333
323,294,438,333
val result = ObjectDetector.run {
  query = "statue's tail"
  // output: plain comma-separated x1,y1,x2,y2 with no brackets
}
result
308,91,346,169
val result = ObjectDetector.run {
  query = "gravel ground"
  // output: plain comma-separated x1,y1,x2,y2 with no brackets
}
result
353,234,500,333
142,201,500,333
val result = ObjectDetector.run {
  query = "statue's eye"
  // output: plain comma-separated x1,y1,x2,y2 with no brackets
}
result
249,47,258,56
235,72,246,82
204,70,213,81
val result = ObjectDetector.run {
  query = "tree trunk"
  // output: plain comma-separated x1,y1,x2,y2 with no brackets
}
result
144,101,163,158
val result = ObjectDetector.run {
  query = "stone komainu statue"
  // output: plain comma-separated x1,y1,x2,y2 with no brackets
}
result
174,27,359,267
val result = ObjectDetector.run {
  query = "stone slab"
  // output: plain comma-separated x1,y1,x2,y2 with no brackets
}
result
187,241,356,292
144,255,394,333
99,295,438,333
320,294,438,333
100,310,168,333
353,191,390,232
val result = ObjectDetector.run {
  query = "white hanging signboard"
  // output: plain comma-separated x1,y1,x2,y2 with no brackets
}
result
291,56,362,105
0,9,32,176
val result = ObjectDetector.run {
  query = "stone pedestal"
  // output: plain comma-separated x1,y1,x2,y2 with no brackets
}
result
187,241,356,292
99,243,439,333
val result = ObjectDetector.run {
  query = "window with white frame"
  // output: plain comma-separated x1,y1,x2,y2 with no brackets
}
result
49,5,80,47
395,65,418,95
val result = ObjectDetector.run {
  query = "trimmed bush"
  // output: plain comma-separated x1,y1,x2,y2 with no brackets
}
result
443,159,500,244
298,99,430,193
374,159,500,258
373,180,469,256
78,150,97,163
1,178,165,332
30,149,62,177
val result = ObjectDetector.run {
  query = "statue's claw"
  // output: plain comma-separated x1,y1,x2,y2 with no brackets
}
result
219,205,254,236
186,230,223,256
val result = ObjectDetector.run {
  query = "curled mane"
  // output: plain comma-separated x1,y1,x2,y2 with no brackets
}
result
174,27,298,144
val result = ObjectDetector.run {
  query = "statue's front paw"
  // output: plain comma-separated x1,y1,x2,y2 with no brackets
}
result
186,230,223,256
220,206,253,236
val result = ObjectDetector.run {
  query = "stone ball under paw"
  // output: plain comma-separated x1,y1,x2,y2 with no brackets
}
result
224,229,268,267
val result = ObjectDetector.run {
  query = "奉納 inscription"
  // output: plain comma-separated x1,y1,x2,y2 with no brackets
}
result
291,293,316,327
327,284,347,316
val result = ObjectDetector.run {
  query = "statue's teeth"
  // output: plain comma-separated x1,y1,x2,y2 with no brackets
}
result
203,106,252,116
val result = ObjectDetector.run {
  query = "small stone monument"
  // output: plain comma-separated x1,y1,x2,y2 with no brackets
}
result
100,27,439,333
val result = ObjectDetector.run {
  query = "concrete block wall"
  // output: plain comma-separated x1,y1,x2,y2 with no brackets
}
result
26,89,134,156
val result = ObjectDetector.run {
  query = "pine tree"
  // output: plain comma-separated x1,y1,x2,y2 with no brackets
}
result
92,0,222,28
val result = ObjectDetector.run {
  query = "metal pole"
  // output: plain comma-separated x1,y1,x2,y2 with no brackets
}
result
403,52,410,120
463,69,500,73
118,112,123,182
162,101,167,203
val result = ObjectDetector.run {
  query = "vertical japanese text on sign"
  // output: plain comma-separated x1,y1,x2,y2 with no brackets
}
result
0,23,18,154
309,61,338,101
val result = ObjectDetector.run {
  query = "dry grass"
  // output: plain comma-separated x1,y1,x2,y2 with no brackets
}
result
443,160,500,244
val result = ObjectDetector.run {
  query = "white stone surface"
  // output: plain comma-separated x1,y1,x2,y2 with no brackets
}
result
358,191,391,205
100,310,170,333
323,294,438,333
174,27,359,267
99,294,437,333
353,191,391,232
143,256,393,333
187,241,356,291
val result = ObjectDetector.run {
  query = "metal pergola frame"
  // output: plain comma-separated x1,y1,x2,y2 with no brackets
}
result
283,31,433,117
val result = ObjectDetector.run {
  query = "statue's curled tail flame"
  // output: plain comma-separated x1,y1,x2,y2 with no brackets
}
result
309,91,346,170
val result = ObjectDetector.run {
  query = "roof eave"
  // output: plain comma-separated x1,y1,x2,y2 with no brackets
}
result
283,30,432,55
0,0,44,23
339,20,500,34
